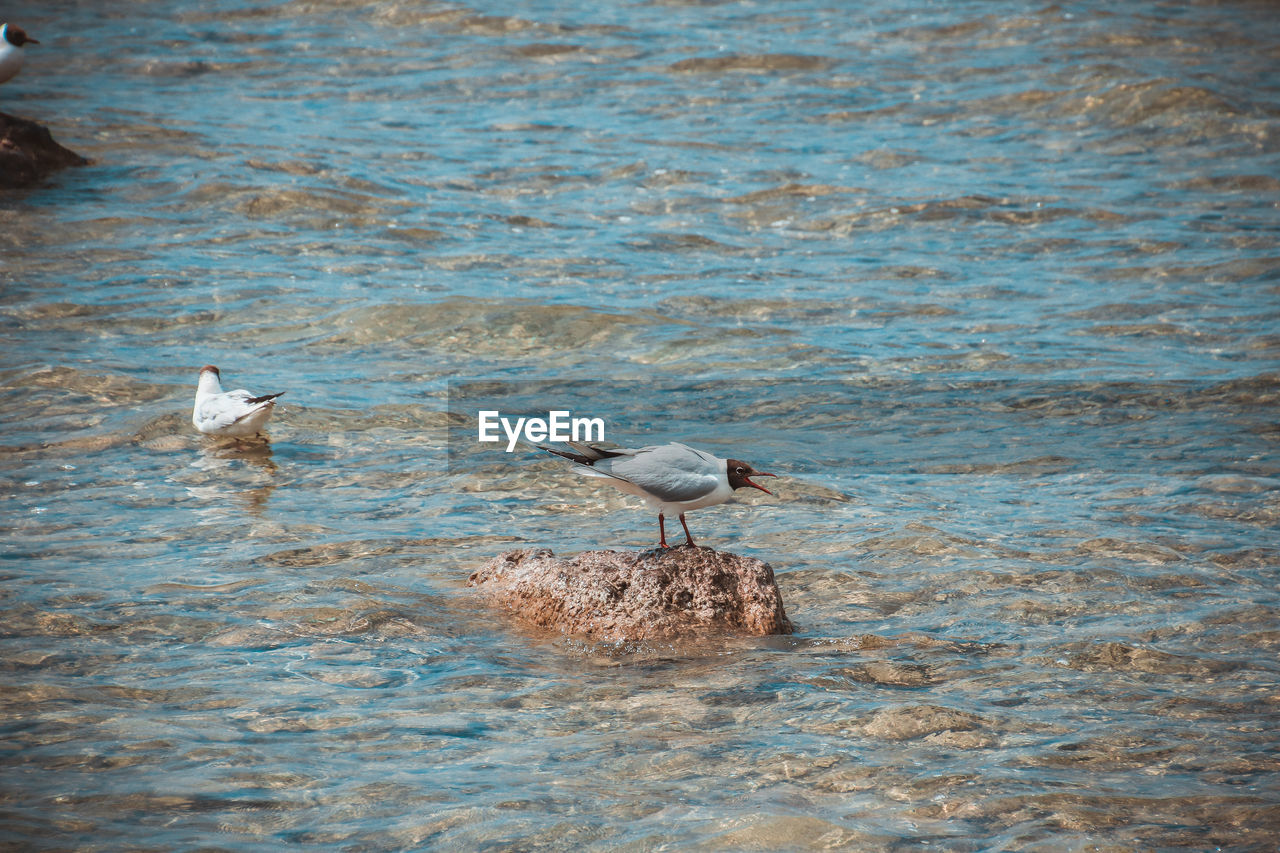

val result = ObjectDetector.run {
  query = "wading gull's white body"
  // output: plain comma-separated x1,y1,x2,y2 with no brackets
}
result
192,365,283,437
540,441,775,548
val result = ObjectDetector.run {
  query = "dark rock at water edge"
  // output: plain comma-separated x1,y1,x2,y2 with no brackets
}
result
469,547,793,641
0,111,88,189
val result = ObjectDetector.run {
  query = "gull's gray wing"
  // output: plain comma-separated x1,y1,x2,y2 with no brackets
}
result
196,389,278,430
598,443,721,504
195,393,247,431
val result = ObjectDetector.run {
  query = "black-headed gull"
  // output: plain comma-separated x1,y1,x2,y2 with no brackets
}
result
540,441,776,548
0,24,38,85
192,365,283,437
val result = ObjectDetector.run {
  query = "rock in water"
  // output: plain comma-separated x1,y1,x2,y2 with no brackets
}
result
0,111,88,188
469,547,793,641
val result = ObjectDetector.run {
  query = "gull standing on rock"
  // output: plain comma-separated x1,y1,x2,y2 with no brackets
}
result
539,441,776,548
192,365,283,437
0,24,38,85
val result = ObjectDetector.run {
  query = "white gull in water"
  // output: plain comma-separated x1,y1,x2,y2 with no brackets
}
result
540,440,776,548
0,24,38,85
192,365,283,436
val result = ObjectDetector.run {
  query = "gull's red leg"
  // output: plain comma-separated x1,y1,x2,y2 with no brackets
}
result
658,513,669,548
679,513,696,548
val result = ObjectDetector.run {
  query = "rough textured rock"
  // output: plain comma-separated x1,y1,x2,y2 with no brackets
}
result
469,547,793,641
0,111,88,189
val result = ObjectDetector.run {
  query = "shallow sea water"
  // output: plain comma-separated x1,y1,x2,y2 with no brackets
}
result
2,0,1278,849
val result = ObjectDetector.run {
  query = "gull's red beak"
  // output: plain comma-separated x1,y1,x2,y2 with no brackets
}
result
746,472,776,495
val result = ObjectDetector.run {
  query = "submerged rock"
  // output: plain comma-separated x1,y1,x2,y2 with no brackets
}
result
469,547,793,641
0,111,87,188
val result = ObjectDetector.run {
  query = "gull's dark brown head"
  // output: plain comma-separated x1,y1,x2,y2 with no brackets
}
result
726,458,776,495
5,26,37,47
199,365,221,378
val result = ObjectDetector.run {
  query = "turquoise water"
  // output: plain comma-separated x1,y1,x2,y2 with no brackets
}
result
2,0,1278,849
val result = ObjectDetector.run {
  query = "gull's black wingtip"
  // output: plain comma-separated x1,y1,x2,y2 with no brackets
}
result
539,444,597,466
